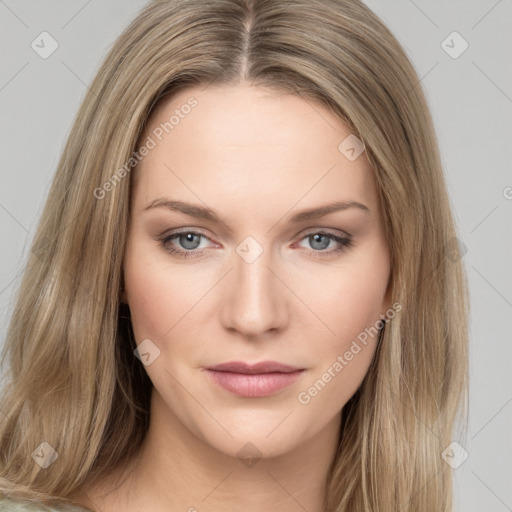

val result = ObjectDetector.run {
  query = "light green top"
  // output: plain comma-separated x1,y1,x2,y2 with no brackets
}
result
0,497,92,512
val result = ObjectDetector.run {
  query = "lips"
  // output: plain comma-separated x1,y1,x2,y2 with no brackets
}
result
204,361,305,397
206,360,302,374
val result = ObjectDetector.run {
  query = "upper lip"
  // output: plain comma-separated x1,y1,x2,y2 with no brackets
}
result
206,361,303,374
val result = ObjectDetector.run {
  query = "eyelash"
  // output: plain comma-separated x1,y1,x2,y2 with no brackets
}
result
158,229,353,260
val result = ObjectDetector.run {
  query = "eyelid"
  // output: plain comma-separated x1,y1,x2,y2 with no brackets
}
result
295,226,352,239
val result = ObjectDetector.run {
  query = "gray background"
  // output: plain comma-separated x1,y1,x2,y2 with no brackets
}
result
0,1,511,510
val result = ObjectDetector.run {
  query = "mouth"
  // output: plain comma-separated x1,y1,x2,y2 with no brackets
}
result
204,360,305,398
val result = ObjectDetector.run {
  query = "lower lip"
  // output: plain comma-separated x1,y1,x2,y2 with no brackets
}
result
205,370,304,398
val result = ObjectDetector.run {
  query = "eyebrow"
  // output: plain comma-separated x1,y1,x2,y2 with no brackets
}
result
144,198,371,225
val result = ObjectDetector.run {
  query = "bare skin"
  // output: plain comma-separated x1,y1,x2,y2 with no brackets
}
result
75,83,392,512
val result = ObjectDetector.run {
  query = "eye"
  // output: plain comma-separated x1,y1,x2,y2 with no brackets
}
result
159,230,214,259
295,231,353,258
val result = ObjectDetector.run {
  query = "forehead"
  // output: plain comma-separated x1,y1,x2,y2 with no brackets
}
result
132,83,379,217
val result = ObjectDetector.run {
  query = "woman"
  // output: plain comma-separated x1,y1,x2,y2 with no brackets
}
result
0,0,469,510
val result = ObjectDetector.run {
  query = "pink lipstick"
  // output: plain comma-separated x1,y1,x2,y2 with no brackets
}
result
205,361,305,398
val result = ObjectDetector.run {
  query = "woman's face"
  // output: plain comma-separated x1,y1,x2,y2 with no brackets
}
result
123,83,391,459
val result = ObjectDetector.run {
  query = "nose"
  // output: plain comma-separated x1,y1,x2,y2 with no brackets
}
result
220,239,289,338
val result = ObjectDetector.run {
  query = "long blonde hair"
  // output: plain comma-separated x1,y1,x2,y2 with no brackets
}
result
0,0,469,510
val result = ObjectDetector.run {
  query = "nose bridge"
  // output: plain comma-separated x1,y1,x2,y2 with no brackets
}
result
221,235,287,335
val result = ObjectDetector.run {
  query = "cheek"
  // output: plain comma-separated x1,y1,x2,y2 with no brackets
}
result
125,274,174,341
296,242,389,409
296,266,388,417
123,235,225,374
123,237,199,342
306,247,390,356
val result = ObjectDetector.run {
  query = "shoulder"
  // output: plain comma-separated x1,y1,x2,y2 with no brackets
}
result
0,497,92,512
